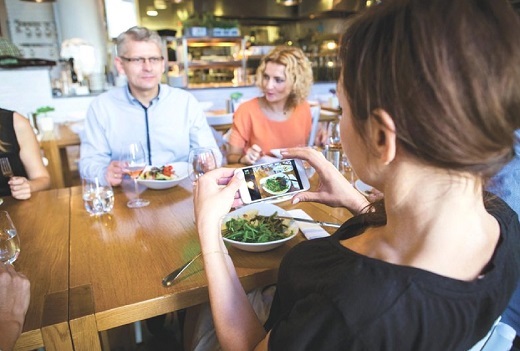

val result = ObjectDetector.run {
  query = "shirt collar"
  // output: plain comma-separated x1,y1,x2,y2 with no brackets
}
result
124,84,162,107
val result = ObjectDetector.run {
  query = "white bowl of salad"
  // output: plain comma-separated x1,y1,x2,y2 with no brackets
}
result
137,161,189,190
222,203,299,252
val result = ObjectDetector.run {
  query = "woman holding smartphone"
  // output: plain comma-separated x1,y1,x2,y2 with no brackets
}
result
193,0,520,349
226,46,314,165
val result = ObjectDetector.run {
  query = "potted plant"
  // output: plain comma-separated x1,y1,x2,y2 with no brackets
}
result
212,19,240,37
181,14,209,37
33,106,55,133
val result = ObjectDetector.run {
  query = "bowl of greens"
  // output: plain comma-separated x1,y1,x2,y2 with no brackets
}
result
222,203,299,252
260,173,291,196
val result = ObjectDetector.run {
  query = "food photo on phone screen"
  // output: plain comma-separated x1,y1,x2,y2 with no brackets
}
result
235,159,310,204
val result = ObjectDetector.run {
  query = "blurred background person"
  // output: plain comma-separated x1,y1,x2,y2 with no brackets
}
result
80,26,222,186
0,108,50,199
226,46,315,165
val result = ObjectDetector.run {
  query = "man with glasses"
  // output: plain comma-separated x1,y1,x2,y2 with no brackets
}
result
80,26,222,186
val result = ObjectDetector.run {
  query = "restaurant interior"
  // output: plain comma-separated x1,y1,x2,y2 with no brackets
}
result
1,0,520,350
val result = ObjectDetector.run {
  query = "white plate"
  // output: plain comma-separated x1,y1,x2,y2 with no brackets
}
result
354,179,373,196
260,173,291,195
222,203,299,252
137,162,189,190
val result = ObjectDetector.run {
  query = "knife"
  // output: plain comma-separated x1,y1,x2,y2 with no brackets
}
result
276,215,342,228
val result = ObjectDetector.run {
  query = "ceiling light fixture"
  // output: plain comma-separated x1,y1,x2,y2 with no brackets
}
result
275,0,301,6
146,6,159,16
154,0,168,9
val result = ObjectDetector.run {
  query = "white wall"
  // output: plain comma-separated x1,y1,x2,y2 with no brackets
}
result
0,67,93,122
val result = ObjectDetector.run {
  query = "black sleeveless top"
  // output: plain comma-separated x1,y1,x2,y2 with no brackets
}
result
0,108,29,196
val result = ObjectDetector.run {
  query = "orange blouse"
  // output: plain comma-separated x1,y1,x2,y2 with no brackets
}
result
228,98,312,156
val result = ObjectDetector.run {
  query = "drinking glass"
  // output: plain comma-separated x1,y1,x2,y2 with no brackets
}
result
327,119,342,148
189,147,217,181
120,142,150,208
82,176,114,215
0,211,20,264
341,155,356,185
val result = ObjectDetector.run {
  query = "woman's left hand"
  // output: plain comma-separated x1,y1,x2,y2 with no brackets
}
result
8,177,31,200
193,168,245,235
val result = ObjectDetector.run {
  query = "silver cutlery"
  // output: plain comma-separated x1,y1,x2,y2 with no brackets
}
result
276,215,341,228
162,252,202,287
0,157,13,178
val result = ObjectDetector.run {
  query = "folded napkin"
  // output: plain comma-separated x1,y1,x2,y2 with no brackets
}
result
287,209,330,240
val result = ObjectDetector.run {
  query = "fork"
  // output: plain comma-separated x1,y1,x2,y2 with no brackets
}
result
0,157,13,178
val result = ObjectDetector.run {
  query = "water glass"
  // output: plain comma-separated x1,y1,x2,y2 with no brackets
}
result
82,176,115,215
0,211,20,264
323,144,342,170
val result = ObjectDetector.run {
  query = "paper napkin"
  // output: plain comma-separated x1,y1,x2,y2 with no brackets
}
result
287,209,330,240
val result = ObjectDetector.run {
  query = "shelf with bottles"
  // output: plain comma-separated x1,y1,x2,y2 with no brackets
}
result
167,37,248,88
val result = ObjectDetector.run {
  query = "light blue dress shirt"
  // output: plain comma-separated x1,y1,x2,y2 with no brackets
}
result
79,84,222,180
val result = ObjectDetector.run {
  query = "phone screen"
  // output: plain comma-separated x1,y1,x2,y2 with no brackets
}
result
240,159,307,202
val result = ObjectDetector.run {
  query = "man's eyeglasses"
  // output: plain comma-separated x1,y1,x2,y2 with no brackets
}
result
120,56,164,65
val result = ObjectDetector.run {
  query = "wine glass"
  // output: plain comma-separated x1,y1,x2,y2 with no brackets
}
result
327,119,342,148
189,147,217,181
0,211,20,264
120,142,150,208
341,155,356,185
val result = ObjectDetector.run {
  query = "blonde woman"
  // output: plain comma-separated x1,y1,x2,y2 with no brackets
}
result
226,46,314,165
0,108,50,199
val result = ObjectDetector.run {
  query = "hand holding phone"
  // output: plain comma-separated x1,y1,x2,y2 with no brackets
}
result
235,159,310,204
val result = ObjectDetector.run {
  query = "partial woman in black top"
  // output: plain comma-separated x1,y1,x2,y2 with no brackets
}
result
0,108,50,199
191,0,520,350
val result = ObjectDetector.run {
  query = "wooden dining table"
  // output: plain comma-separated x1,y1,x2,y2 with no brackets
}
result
10,188,74,351
67,174,353,349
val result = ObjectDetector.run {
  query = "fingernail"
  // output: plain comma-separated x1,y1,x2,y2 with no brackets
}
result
292,197,300,204
236,171,244,179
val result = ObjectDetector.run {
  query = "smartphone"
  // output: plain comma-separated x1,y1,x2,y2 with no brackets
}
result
235,159,311,204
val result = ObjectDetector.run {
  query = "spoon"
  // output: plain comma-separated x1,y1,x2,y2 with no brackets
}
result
162,252,202,287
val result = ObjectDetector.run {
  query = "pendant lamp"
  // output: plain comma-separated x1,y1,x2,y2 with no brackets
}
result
276,0,301,6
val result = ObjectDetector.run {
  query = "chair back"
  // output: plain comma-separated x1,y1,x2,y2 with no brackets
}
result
308,105,321,147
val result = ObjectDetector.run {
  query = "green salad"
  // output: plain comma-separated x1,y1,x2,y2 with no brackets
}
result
264,176,289,193
223,211,294,243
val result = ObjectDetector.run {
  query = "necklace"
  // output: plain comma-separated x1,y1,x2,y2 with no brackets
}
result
261,97,289,116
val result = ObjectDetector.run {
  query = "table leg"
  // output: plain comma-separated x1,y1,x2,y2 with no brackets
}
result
41,291,74,351
69,285,102,350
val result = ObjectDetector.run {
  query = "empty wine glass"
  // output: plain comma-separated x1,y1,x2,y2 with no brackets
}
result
120,142,150,208
189,148,217,181
0,211,20,264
